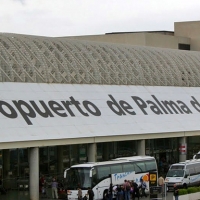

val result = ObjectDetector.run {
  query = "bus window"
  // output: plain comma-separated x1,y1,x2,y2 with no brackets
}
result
135,162,145,173
122,163,134,172
66,168,91,190
145,160,157,171
110,164,122,174
97,165,111,181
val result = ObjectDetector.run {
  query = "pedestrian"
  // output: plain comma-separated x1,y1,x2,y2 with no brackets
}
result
113,184,117,199
39,174,45,193
51,178,58,199
123,180,131,200
116,185,123,200
77,187,82,200
87,187,94,200
173,184,179,200
130,182,134,199
108,183,113,200
158,174,165,196
140,179,147,198
132,180,140,200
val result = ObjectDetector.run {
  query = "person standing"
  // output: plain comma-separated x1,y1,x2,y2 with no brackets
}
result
108,183,113,200
87,187,94,200
77,187,82,200
116,184,123,200
123,180,131,200
51,178,58,199
173,184,179,200
158,174,165,196
132,180,140,200
39,175,45,193
140,179,147,198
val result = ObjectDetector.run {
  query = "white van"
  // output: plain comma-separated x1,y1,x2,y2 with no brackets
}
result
165,159,200,191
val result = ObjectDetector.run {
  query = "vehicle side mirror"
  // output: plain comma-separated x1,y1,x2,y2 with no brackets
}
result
64,168,70,178
90,168,94,178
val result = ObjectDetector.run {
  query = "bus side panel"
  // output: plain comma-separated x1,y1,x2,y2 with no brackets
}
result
95,177,111,200
111,171,135,185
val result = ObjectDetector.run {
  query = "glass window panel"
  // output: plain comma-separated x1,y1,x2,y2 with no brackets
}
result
145,160,157,171
122,163,134,172
97,166,110,181
70,145,79,165
135,162,145,173
110,164,122,174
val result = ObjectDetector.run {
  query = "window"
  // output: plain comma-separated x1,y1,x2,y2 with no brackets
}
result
171,165,184,170
187,165,196,175
97,166,110,181
122,163,134,172
110,164,122,174
135,162,145,173
178,44,190,50
189,168,195,175
195,166,200,174
145,160,157,171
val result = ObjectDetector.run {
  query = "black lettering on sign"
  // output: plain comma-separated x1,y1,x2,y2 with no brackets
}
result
0,93,196,125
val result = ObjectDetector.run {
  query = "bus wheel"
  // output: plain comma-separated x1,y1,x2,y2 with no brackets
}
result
103,190,108,200
183,184,187,189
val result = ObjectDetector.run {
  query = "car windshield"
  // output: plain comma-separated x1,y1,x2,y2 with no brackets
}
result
65,167,92,190
166,169,184,177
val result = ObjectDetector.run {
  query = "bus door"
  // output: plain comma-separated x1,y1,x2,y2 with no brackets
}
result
90,168,100,199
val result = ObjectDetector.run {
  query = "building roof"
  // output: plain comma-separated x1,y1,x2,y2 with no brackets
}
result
0,33,200,86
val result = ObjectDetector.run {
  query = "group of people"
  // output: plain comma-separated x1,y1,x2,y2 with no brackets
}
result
77,187,94,200
106,179,148,200
38,174,179,200
39,175,67,199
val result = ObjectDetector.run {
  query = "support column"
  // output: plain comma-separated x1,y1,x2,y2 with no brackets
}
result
103,143,109,161
113,142,117,158
3,149,10,189
179,137,187,162
137,140,145,155
87,143,96,162
57,146,64,174
29,147,39,200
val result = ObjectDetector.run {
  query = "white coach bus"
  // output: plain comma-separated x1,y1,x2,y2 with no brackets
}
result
165,159,200,191
64,156,158,200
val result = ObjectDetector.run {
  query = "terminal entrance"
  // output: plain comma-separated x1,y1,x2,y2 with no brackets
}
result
146,138,179,176
0,136,198,190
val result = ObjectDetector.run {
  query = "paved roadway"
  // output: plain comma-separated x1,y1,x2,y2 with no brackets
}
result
1,189,174,200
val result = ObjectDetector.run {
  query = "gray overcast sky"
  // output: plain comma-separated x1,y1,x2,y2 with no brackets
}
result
0,0,200,37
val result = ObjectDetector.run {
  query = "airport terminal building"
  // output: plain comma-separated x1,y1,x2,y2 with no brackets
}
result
0,20,200,199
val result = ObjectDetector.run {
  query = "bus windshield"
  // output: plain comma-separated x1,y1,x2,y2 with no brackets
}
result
66,167,92,190
166,169,184,177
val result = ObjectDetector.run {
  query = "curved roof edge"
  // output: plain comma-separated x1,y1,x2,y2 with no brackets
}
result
0,33,200,86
